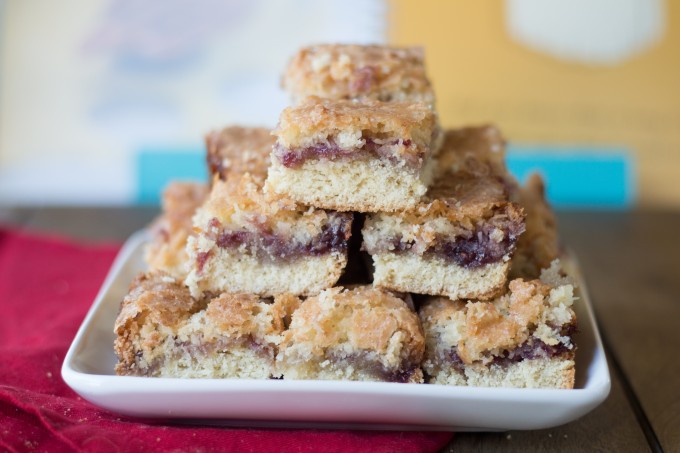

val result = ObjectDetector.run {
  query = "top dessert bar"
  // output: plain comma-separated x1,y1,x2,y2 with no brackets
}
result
206,126,274,183
266,96,440,212
282,44,435,105
362,125,525,300
144,181,209,280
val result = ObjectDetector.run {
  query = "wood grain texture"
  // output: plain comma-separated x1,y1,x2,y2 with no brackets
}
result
445,361,650,452
559,211,679,452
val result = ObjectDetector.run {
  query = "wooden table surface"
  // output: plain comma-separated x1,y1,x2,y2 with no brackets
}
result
1,206,678,453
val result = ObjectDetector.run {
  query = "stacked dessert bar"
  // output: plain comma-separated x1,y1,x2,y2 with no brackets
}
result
115,44,577,389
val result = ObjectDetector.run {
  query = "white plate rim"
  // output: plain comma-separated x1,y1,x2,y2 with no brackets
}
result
61,230,611,431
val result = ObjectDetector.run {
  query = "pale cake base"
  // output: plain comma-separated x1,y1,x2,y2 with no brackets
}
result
266,156,436,213
185,238,346,298
426,357,575,389
371,252,509,300
155,345,275,379
278,349,424,383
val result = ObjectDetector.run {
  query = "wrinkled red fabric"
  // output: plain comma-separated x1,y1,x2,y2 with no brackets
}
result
0,228,453,453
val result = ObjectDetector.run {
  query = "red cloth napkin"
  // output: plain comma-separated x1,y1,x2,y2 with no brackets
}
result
0,228,454,453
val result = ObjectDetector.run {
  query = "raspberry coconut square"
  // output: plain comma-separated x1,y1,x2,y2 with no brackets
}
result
362,126,525,300
266,97,441,213
276,285,425,383
419,261,577,389
115,272,299,379
185,174,352,298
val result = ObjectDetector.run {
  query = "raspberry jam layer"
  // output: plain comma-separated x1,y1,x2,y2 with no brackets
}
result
328,350,421,383
129,336,276,377
175,335,276,363
365,217,526,269
206,213,353,261
207,152,228,180
273,138,420,169
437,324,577,374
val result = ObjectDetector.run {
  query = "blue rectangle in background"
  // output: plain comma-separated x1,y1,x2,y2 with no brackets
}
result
136,148,207,204
507,145,634,209
136,145,635,209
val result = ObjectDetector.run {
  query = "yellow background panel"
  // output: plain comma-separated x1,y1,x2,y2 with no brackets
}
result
389,0,680,207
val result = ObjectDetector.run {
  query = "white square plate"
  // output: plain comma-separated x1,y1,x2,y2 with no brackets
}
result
61,231,610,431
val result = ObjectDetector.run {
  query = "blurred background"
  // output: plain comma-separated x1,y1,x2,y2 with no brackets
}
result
0,0,677,208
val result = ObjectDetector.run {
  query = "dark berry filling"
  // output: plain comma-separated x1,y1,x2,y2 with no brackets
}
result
207,152,226,180
196,250,213,273
365,216,525,269
273,138,419,169
489,336,575,368
349,66,377,92
445,350,466,374
206,213,352,262
435,324,577,374
329,350,421,383
175,335,277,363
129,336,278,377
385,367,420,384
432,221,525,268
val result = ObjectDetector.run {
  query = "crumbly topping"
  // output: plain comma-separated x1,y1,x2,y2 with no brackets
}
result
421,173,519,223
423,125,513,220
362,202,524,267
178,293,291,347
436,125,508,178
363,201,524,254
419,263,576,365
275,97,437,154
114,272,202,335
540,259,574,288
279,286,424,370
145,182,209,278
193,175,352,248
268,293,301,329
282,44,434,104
202,293,284,337
159,182,210,231
510,174,561,279
362,125,524,254
197,174,295,222
205,126,274,183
